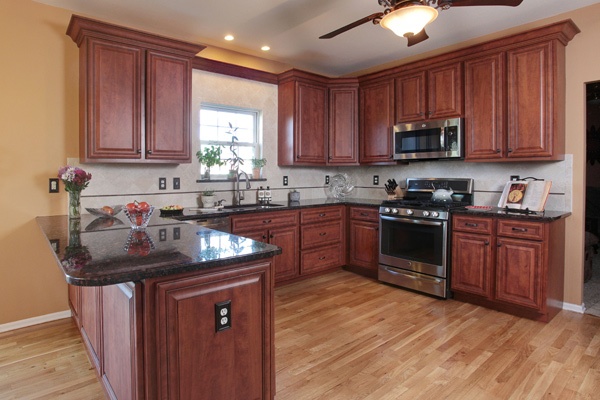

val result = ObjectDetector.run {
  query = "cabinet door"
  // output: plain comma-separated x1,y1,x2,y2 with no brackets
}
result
269,226,300,282
464,53,505,161
145,51,192,162
427,62,463,119
507,42,554,159
395,71,427,122
348,220,379,271
80,286,102,370
101,283,142,400
495,237,544,311
83,38,143,161
328,86,359,165
359,80,395,164
68,284,81,326
451,232,493,298
152,263,272,400
295,81,328,164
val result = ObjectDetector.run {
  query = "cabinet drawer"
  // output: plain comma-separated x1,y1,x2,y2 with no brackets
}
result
349,206,379,222
497,219,545,241
231,211,298,232
300,244,343,274
301,221,343,249
453,215,493,234
300,206,344,224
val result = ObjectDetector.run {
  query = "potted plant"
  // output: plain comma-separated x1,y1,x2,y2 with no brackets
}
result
200,189,216,208
251,158,267,179
225,122,244,179
196,146,225,180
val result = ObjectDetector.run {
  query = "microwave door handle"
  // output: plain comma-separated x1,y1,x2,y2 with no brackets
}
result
440,127,445,150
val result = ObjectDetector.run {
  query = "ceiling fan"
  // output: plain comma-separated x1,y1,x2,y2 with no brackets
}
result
319,0,523,47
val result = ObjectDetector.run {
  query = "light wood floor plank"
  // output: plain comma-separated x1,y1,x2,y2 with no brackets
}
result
1,270,600,399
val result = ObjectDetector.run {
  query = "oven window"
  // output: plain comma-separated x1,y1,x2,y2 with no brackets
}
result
380,217,445,267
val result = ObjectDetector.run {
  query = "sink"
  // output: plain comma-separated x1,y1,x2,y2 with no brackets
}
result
222,203,285,211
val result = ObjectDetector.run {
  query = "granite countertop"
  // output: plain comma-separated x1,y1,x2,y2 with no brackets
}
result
37,213,281,287
172,197,383,220
451,206,571,221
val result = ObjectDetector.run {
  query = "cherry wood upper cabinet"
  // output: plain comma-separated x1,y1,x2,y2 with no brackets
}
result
328,82,359,165
67,15,205,163
464,53,505,161
359,79,395,165
395,61,463,123
278,70,358,166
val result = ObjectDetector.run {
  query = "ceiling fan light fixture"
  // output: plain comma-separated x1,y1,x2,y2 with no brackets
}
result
380,5,438,38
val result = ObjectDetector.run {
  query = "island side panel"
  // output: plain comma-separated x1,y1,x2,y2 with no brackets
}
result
143,260,275,400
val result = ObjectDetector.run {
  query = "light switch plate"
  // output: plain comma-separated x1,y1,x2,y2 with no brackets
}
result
173,177,180,190
49,178,59,193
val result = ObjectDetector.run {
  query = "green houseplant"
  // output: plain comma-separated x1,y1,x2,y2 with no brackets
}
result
251,158,267,179
200,189,216,208
196,146,225,180
225,122,244,179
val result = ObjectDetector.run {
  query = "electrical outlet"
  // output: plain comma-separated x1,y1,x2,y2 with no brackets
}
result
159,177,167,190
510,175,520,181
215,300,232,332
283,176,288,186
49,178,59,193
159,229,167,242
373,175,379,185
173,177,180,190
325,175,330,185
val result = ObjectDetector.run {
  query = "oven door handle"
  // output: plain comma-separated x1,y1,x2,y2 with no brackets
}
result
380,215,445,227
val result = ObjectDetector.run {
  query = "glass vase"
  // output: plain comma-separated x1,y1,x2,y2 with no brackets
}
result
68,190,81,219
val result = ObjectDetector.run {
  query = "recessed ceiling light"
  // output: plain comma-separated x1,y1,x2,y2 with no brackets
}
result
261,45,271,51
224,35,234,41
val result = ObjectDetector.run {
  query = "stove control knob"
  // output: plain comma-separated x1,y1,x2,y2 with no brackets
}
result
384,208,391,213
392,208,399,214
406,209,413,215
431,211,439,218
422,211,430,217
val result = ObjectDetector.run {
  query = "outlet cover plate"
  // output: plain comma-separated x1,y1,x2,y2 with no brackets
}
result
215,300,232,332
159,177,167,190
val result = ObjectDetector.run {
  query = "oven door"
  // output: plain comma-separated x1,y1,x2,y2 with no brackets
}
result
379,215,448,278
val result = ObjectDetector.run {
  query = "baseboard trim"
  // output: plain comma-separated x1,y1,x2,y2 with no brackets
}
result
0,310,72,333
563,302,585,314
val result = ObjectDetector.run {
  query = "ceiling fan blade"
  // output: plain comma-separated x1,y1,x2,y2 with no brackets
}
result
319,12,383,39
406,28,429,47
445,0,523,6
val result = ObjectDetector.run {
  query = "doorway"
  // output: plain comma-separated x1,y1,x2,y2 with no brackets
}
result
584,81,600,316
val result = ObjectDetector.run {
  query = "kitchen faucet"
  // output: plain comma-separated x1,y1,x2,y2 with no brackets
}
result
233,171,251,206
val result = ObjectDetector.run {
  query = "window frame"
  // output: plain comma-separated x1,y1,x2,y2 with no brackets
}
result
199,103,261,178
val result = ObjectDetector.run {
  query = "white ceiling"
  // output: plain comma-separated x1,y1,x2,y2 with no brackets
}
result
36,0,600,76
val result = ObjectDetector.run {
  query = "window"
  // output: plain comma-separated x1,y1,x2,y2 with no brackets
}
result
199,104,261,177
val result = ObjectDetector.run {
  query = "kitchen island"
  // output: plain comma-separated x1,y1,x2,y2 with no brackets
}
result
37,213,281,400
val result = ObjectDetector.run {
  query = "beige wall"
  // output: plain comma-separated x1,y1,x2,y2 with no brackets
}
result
0,0,77,324
1,0,598,325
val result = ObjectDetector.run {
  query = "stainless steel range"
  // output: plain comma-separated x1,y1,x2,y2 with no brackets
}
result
378,178,474,298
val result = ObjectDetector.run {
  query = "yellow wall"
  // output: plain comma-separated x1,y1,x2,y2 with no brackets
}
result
1,0,598,325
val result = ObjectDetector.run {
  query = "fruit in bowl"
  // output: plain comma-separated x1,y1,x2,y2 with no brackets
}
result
85,205,123,218
124,201,154,229
159,205,184,216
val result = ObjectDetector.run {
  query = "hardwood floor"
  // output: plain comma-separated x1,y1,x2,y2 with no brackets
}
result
2,270,600,399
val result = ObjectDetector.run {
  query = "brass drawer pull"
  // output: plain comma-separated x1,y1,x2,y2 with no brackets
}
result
465,223,479,227
263,219,272,224
319,256,326,260
319,232,327,236
319,213,326,217
512,227,528,232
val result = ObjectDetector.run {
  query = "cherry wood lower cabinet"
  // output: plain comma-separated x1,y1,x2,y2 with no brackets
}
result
231,211,300,283
451,214,566,322
346,206,380,278
300,206,346,276
68,259,275,399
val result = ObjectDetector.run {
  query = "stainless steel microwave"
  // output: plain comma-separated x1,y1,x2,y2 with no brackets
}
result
393,118,463,161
